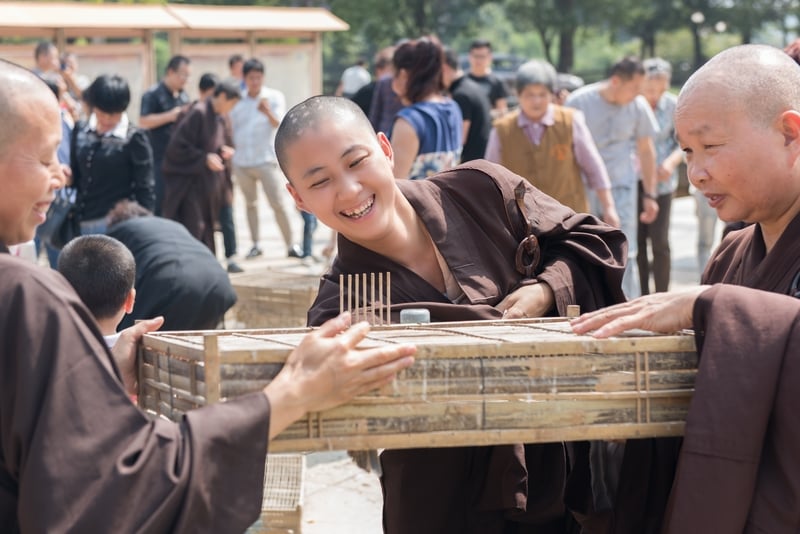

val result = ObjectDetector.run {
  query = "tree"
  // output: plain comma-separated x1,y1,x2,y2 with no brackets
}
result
504,0,579,72
715,0,785,44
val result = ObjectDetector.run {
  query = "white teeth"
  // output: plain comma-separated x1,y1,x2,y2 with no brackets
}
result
343,196,374,219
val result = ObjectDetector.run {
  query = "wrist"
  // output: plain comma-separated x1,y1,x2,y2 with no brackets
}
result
643,191,658,201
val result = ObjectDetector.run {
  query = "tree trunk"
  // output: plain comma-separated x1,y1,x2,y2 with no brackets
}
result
557,0,575,72
558,27,574,72
539,29,554,66
691,24,705,69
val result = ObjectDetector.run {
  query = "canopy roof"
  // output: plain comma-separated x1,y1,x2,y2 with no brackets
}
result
0,2,348,38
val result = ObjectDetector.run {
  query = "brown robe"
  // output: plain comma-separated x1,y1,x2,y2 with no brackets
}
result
660,213,800,532
599,213,800,534
664,284,800,533
162,97,227,253
308,160,628,534
0,243,270,533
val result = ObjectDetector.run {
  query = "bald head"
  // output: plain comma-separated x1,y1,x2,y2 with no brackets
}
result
275,96,375,180
0,60,58,158
679,44,800,129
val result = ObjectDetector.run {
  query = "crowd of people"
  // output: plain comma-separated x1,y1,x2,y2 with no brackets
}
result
24,44,318,278
2,31,800,533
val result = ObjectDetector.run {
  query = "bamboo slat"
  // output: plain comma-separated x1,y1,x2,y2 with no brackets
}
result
138,318,698,451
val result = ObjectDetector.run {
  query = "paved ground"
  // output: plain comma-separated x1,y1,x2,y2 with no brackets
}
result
225,187,720,533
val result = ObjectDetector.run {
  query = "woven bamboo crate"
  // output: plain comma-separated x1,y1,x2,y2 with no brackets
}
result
229,271,320,328
138,318,698,451
246,454,305,534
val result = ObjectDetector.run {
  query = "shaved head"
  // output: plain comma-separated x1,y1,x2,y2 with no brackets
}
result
0,60,57,158
679,44,800,128
275,96,375,180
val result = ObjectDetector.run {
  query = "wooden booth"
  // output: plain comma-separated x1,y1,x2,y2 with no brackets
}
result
0,2,349,121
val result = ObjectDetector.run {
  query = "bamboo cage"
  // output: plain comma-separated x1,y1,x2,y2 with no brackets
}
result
246,454,305,534
138,318,698,452
228,270,320,328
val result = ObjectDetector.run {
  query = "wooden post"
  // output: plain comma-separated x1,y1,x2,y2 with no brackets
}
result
204,333,221,404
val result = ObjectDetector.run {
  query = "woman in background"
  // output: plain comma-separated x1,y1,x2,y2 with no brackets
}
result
71,74,155,236
390,37,463,180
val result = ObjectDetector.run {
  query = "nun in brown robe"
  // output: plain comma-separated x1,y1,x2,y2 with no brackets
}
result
162,87,238,254
308,160,628,534
572,281,800,534
0,242,270,533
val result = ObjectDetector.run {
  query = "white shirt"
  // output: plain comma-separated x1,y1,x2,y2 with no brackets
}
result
229,86,286,167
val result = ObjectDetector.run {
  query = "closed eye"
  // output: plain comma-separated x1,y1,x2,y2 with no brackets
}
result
349,156,366,168
310,177,330,188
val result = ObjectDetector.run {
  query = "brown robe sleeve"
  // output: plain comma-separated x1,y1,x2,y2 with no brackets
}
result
0,255,270,533
163,101,215,178
663,284,800,532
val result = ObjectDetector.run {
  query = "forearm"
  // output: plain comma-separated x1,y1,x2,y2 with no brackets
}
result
638,139,658,195
662,147,684,175
594,187,616,214
140,110,177,130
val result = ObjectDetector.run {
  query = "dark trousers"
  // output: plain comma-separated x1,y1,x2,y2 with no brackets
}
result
218,204,236,259
301,211,317,257
637,183,672,295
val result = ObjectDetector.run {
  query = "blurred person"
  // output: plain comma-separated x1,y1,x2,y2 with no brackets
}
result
351,47,395,118
566,56,660,299
59,51,90,103
32,41,80,121
441,46,492,162
485,59,620,228
0,58,416,533
554,73,584,105
336,58,371,99
106,200,237,331
636,58,684,294
369,44,404,135
58,235,136,348
467,39,509,116
140,55,191,215
32,40,59,75
229,58,302,259
35,77,73,266
162,81,240,255
226,53,245,90
390,37,463,180
197,73,242,273
70,74,155,238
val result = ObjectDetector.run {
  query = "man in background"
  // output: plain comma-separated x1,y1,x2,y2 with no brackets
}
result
566,56,659,298
467,39,509,117
229,58,301,260
351,47,394,119
442,46,492,162
140,55,191,215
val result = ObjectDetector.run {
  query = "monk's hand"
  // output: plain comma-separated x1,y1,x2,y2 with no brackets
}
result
497,282,554,319
206,152,225,172
570,286,711,338
219,145,235,161
264,312,416,439
111,316,165,396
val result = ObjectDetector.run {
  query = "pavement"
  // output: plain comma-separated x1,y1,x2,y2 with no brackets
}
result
223,186,720,533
